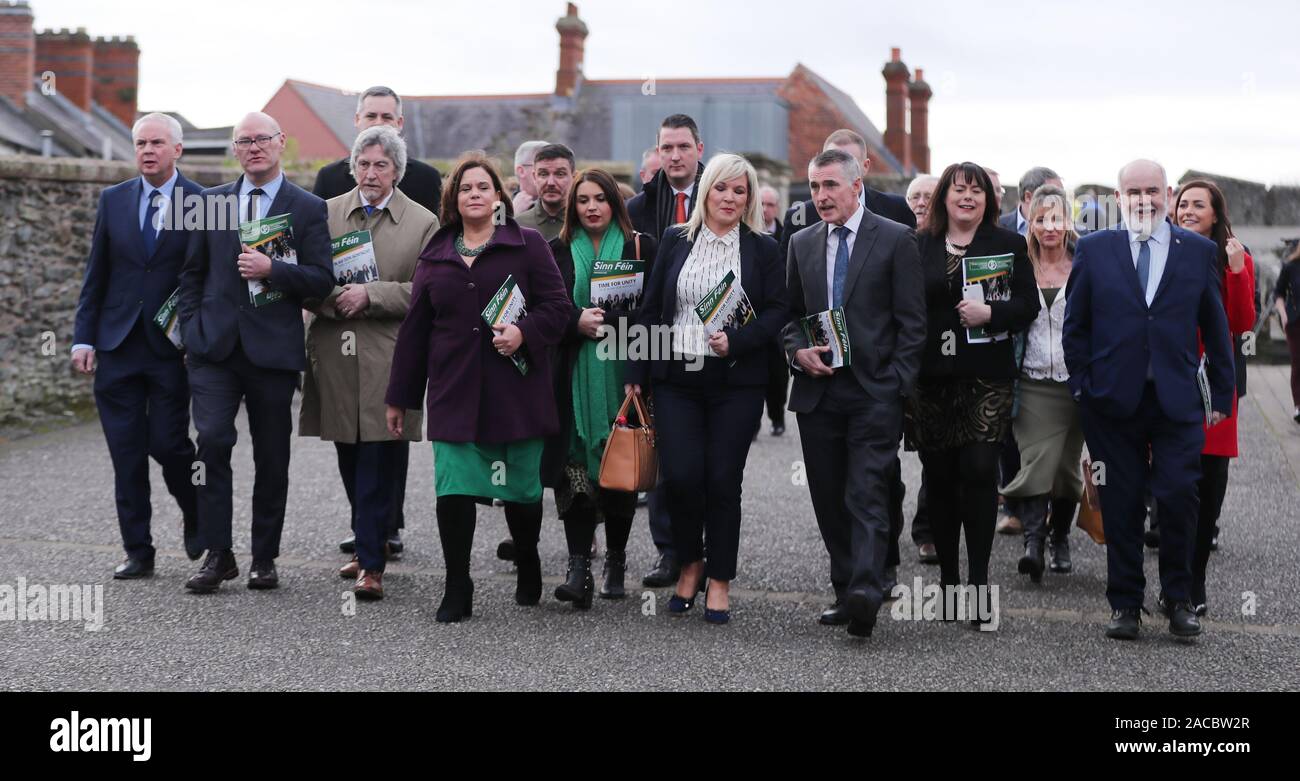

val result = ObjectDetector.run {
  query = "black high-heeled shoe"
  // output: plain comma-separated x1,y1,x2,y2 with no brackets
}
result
667,593,695,613
436,576,474,623
703,582,730,625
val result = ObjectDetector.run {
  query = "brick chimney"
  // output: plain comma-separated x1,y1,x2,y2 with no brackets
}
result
93,35,139,127
881,48,910,170
908,68,932,174
0,1,34,108
35,27,94,111
554,3,588,98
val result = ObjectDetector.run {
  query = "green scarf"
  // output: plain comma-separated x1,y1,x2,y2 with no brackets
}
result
569,223,627,481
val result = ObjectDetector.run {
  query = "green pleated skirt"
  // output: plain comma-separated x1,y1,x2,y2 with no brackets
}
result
432,438,545,504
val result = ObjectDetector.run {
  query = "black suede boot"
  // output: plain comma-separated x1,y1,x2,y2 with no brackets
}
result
1016,496,1048,583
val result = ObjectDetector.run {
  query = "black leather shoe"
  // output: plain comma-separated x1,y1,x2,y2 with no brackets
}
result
844,589,878,626
185,549,238,593
819,600,850,626
1047,534,1072,573
847,617,875,637
496,537,516,562
182,515,202,561
555,554,593,609
641,553,679,588
1167,602,1202,638
247,560,278,590
338,534,356,554
1018,539,1045,583
387,531,404,555
1105,607,1142,640
113,556,154,580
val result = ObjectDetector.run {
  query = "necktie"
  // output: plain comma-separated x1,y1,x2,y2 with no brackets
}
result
832,226,850,308
364,204,376,217
674,192,687,225
1136,238,1151,301
142,189,161,258
245,187,265,223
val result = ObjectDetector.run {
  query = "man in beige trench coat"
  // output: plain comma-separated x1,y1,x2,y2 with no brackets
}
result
301,125,438,599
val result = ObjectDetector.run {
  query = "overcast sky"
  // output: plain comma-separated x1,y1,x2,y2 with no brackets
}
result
30,0,1300,187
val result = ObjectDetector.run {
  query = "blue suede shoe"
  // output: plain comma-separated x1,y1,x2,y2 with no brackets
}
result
704,606,730,624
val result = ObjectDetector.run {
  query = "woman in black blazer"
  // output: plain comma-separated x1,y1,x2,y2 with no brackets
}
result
908,162,1040,620
541,169,657,608
625,153,789,624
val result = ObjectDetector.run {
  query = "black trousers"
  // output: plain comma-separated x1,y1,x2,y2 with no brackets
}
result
886,455,905,569
334,441,404,571
764,339,790,426
188,342,299,561
797,371,902,607
653,359,764,582
93,322,197,559
646,485,673,557
1079,383,1204,609
337,441,407,536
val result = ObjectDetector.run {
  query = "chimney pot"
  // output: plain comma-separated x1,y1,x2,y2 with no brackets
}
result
891,47,901,62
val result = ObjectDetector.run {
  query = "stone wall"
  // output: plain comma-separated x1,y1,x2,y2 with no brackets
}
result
0,155,311,434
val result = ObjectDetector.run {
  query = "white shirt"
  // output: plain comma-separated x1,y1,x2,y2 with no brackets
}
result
238,172,284,223
1127,218,1170,307
824,204,865,308
670,186,692,223
672,225,742,357
138,168,179,234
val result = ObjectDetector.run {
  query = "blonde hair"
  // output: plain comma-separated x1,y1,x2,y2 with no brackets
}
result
1025,184,1078,266
681,153,763,242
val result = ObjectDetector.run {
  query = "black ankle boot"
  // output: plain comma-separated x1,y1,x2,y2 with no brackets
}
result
1017,498,1048,583
436,576,474,623
600,550,627,600
555,554,593,609
1048,497,1075,573
514,549,542,606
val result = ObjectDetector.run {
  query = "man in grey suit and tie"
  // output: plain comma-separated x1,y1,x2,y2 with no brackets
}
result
784,148,927,637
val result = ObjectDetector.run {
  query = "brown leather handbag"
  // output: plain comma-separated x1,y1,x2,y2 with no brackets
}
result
598,390,658,492
1076,457,1105,544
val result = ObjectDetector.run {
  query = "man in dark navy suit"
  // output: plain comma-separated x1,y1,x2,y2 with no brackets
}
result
178,111,334,593
72,112,202,579
1063,159,1234,641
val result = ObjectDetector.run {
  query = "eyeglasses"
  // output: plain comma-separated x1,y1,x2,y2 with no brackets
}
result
233,132,283,150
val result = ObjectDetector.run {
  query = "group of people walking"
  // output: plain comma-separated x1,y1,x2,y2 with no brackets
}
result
71,83,1282,642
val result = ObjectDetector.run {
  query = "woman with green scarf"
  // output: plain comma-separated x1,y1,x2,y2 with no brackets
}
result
541,169,658,609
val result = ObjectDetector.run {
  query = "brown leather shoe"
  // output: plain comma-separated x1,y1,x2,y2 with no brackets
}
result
339,555,360,579
354,570,383,600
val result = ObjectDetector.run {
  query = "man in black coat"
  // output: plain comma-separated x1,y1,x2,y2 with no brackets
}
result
312,86,442,217
624,113,705,589
178,112,334,593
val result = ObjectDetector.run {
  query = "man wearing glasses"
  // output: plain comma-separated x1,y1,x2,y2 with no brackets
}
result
177,111,334,593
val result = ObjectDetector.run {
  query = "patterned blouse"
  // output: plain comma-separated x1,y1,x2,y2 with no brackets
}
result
671,224,741,358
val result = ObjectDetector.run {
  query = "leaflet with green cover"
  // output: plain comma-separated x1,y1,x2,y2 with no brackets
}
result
961,253,1014,343
694,269,754,335
590,258,644,310
239,212,297,307
153,287,183,349
800,307,851,368
331,229,379,286
481,274,530,375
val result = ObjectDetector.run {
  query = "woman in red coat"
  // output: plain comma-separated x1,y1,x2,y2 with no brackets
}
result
1172,179,1255,616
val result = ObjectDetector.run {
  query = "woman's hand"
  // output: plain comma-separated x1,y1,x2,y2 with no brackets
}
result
386,405,404,439
956,299,992,328
492,323,524,356
578,307,605,339
624,383,641,397
335,283,370,318
708,330,730,358
1225,237,1247,273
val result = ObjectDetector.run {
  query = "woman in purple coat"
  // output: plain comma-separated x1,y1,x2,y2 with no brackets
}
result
386,158,570,623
